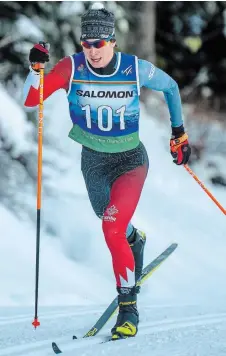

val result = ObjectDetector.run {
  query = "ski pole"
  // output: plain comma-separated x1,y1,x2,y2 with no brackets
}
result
184,164,226,215
32,62,45,329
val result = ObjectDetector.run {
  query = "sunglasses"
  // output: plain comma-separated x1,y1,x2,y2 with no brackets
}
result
81,35,113,49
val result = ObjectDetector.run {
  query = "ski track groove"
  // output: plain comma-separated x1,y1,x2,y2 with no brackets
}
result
0,308,104,326
1,312,226,356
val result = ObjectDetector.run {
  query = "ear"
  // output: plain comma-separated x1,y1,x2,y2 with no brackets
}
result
110,40,116,48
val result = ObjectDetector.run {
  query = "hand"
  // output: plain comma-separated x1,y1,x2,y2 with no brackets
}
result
29,42,50,71
170,126,191,165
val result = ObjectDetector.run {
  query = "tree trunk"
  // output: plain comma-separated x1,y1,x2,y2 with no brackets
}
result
134,1,156,63
123,1,156,103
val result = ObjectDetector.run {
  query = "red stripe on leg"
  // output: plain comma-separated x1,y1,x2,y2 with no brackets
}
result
102,165,148,287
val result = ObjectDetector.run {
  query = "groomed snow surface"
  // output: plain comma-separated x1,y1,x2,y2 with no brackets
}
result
0,88,226,355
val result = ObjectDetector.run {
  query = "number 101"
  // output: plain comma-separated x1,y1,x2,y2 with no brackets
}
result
82,104,126,132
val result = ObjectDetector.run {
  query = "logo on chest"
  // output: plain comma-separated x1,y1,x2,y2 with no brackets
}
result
77,64,88,77
76,90,134,98
122,65,133,76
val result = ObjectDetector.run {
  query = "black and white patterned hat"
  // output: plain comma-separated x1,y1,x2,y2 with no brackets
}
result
81,7,115,40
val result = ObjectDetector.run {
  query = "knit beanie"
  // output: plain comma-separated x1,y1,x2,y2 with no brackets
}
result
81,6,115,40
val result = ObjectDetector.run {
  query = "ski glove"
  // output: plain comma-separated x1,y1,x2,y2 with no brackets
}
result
170,125,191,165
29,42,50,71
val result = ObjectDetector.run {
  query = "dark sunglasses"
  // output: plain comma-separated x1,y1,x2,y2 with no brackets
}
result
81,35,113,49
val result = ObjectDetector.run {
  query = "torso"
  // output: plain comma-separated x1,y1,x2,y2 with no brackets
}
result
67,52,141,153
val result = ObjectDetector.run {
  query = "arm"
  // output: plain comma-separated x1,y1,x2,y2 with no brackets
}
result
138,59,183,128
23,56,72,107
138,58,191,165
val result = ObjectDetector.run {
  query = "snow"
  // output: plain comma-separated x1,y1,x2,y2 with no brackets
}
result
0,84,33,157
15,15,44,41
0,204,114,307
0,85,226,355
1,305,226,355
59,1,84,18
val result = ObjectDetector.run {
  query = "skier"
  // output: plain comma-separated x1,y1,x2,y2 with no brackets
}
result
23,6,191,339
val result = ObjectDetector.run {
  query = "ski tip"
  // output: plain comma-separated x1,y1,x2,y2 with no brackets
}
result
170,242,178,249
72,335,78,339
52,342,62,354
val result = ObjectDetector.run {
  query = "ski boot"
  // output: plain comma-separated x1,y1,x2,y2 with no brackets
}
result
111,286,139,340
128,228,146,283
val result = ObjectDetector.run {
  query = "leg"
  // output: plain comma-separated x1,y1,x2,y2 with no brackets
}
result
81,148,136,234
102,165,148,288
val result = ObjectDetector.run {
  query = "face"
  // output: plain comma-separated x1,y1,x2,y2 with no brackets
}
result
82,39,116,68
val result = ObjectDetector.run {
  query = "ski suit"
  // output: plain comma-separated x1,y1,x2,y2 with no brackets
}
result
23,51,183,288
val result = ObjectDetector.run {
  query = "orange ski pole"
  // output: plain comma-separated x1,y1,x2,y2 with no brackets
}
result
32,62,45,329
184,164,226,215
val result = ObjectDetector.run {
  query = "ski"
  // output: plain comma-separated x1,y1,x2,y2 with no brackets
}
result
52,335,121,354
52,242,178,354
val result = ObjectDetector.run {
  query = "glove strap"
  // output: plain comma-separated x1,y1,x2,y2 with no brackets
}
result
170,133,188,153
34,43,49,53
30,62,45,73
31,63,41,72
171,133,188,146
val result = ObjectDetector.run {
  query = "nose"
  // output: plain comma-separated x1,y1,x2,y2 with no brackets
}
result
89,46,98,55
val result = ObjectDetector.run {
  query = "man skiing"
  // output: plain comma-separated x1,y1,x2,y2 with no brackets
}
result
23,6,191,339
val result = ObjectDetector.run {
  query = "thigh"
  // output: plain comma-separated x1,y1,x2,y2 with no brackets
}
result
103,164,148,229
81,149,111,218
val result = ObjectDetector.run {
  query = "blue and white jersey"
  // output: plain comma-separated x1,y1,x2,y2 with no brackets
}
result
67,52,141,152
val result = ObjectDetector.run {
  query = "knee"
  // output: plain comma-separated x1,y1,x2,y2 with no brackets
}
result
102,219,126,248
